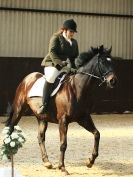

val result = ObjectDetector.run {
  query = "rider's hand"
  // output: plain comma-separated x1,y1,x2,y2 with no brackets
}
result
62,61,68,67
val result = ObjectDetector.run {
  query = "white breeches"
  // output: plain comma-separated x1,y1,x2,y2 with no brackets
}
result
44,66,60,83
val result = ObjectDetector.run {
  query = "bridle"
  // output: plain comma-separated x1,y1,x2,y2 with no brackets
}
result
77,55,113,86
77,71,107,86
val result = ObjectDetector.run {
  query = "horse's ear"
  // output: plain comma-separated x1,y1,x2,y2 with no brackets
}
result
107,46,112,54
98,45,104,54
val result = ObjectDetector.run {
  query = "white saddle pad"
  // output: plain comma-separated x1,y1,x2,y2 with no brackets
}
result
28,76,45,97
28,74,66,98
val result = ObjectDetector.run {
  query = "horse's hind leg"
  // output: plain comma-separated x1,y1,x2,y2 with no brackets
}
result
37,120,52,169
4,104,25,160
78,115,100,168
5,103,25,132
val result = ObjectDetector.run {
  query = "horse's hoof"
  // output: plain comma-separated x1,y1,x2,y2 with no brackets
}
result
44,161,53,169
61,169,69,175
58,166,69,175
63,170,70,175
86,158,93,168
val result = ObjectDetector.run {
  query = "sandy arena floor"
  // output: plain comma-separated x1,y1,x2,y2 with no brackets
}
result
0,114,133,177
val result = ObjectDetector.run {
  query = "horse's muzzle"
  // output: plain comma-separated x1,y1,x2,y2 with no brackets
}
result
106,72,117,88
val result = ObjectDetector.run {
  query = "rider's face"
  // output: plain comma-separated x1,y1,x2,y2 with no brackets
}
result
66,29,75,39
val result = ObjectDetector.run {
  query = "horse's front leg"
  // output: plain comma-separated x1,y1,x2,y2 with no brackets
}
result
58,117,69,175
37,119,52,169
78,115,100,168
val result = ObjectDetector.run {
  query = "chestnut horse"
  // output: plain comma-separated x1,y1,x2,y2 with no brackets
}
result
5,46,117,174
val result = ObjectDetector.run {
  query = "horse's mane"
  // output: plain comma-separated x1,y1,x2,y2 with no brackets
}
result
75,47,98,69
75,45,112,69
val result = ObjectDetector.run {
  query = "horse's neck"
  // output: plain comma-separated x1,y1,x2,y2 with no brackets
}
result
72,74,94,101
75,58,98,89
69,58,98,102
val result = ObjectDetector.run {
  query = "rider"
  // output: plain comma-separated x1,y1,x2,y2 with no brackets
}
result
37,19,79,114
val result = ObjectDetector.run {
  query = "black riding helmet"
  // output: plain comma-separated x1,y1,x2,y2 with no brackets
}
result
62,19,77,32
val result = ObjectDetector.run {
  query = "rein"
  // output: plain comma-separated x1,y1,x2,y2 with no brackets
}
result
76,54,112,86
76,71,107,86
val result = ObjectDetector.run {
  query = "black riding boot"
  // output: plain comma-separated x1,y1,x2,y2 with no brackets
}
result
37,81,53,114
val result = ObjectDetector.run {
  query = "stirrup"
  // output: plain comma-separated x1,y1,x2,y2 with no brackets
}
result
37,105,48,115
37,105,44,114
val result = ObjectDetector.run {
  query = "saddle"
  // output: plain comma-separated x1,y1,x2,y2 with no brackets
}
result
28,73,67,98
51,73,67,96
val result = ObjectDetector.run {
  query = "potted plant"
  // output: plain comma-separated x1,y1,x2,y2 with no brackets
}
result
1,126,26,177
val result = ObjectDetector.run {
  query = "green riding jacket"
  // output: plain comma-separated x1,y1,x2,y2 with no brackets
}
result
41,32,79,70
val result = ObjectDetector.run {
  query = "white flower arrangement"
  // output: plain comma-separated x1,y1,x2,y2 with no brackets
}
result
1,126,26,160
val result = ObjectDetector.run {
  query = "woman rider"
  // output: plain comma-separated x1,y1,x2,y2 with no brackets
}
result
37,19,79,114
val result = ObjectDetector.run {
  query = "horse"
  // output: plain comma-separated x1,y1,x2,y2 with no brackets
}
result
4,45,117,175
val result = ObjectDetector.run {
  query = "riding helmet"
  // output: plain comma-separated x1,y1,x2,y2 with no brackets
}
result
63,19,77,32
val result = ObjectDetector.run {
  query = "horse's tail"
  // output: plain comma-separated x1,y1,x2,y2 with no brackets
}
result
2,106,14,126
